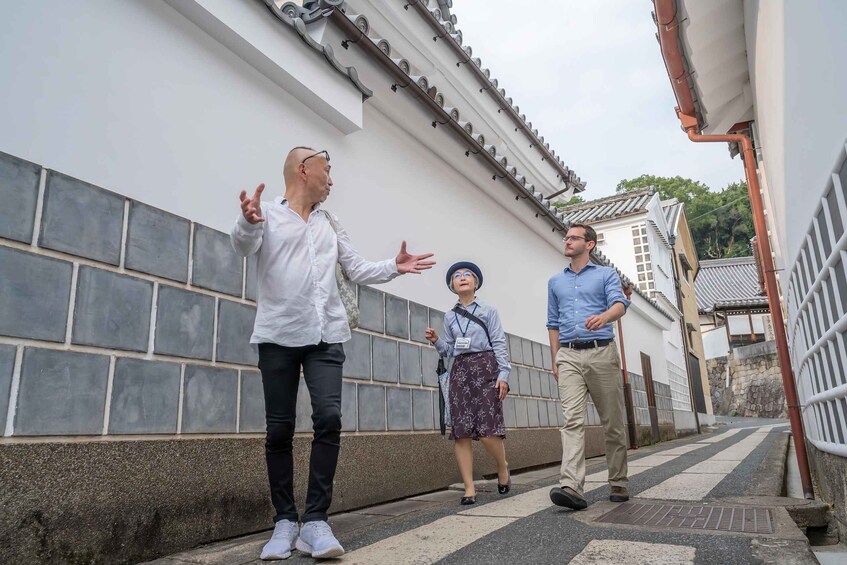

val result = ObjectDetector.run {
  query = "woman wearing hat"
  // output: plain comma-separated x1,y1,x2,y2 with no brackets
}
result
424,261,511,504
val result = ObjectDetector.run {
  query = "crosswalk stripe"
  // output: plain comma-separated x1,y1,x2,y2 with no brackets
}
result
340,515,515,564
637,425,780,500
568,540,696,564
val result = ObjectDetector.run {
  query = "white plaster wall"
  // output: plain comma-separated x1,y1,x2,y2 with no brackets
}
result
619,294,671,386
745,0,847,267
0,0,574,343
703,327,730,359
593,218,641,282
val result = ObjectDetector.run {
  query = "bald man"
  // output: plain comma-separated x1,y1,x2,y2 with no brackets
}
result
231,147,434,560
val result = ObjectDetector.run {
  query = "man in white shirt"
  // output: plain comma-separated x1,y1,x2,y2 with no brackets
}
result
231,147,434,560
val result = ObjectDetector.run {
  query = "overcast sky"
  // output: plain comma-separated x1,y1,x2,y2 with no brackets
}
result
453,0,746,199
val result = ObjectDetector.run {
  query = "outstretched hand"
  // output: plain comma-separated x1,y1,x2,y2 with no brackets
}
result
239,183,265,224
395,241,435,274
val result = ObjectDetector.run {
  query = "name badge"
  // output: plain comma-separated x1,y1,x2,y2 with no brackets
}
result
455,337,471,350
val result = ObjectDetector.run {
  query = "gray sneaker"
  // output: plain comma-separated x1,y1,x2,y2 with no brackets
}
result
296,520,345,559
260,519,299,560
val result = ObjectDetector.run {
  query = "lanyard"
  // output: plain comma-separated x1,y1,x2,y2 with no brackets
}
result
454,304,478,337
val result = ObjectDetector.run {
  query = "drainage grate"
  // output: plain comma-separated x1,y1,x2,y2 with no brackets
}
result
596,502,774,534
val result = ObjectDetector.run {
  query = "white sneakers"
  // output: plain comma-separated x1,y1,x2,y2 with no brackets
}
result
295,520,345,559
260,519,300,560
260,519,344,560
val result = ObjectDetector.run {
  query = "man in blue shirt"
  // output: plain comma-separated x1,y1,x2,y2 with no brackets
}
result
547,223,631,510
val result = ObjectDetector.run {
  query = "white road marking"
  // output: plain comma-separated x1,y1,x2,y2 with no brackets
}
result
568,540,696,564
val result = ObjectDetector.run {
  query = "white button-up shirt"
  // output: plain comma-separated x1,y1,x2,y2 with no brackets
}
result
230,197,399,347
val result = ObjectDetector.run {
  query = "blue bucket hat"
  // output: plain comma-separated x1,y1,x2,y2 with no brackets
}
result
446,261,483,292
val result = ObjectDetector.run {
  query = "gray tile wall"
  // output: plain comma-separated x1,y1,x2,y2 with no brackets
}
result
39,171,124,265
0,151,40,244
0,247,72,342
0,154,571,440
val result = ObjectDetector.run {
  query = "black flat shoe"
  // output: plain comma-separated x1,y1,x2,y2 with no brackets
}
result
497,464,511,495
460,495,476,505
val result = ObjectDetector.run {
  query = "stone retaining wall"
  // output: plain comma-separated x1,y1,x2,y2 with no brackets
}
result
706,341,786,418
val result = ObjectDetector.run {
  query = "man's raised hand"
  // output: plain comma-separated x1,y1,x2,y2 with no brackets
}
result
239,183,265,224
395,241,435,274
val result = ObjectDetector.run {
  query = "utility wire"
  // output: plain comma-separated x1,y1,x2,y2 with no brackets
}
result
687,194,750,222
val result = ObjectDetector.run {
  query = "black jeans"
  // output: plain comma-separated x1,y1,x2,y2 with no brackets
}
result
257,341,345,524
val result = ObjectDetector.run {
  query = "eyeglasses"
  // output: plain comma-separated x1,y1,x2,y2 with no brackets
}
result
453,272,475,279
563,236,587,242
301,150,330,164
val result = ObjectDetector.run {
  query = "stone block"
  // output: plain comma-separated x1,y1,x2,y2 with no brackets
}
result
0,345,17,426
550,373,560,399
245,255,258,301
0,247,72,343
429,309,445,337
412,389,433,430
192,224,243,296
239,370,265,433
540,370,551,398
399,343,422,386
515,398,529,428
39,170,124,265
538,400,549,427
108,358,180,434
357,384,385,431
385,294,409,339
548,401,559,429
372,336,398,383
541,345,552,370
154,286,215,360
532,342,544,368
527,399,540,427
387,388,411,430
15,348,109,436
503,397,517,429
521,339,534,367
0,151,40,243
530,370,542,397
508,334,523,364
341,381,357,432
409,302,429,344
216,301,258,366
72,267,153,352
421,347,440,388
182,365,237,433
125,201,190,282
343,331,371,380
557,403,564,426
517,367,531,397
358,286,385,333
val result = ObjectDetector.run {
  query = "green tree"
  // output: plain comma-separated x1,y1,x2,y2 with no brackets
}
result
616,175,753,260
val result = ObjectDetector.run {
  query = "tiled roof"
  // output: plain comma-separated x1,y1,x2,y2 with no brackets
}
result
661,198,684,238
262,0,372,98
695,256,768,312
558,188,655,225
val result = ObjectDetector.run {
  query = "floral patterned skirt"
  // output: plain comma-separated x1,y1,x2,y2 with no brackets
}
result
449,350,506,441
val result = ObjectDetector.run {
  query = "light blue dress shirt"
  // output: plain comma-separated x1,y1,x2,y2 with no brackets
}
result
434,298,511,383
547,263,631,343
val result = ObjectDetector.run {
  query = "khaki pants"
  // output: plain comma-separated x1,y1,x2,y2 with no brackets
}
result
556,342,628,495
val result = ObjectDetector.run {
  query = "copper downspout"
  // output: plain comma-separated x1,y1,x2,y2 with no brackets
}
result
654,0,815,499
618,285,639,449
